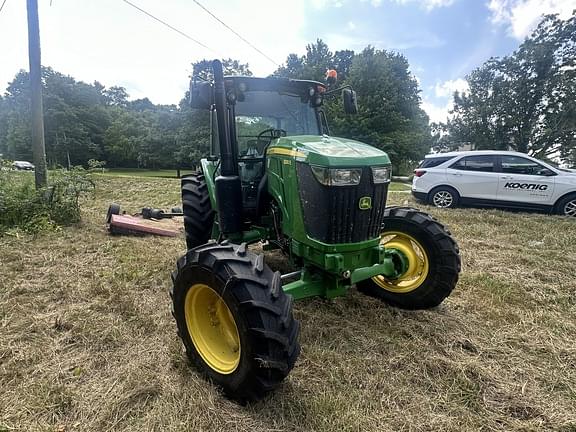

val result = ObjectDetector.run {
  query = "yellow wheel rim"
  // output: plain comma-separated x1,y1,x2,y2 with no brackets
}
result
184,283,241,374
372,231,429,293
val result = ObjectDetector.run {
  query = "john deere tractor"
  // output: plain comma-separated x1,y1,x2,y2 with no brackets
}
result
171,60,460,401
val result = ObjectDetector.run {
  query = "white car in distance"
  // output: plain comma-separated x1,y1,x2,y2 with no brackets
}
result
411,150,576,217
12,161,35,171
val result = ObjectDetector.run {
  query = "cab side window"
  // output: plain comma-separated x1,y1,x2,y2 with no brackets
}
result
500,156,555,176
450,155,495,172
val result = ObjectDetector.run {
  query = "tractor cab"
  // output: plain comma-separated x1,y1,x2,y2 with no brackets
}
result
191,72,358,227
215,77,324,216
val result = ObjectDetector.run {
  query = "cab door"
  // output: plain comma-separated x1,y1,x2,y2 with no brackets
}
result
496,155,556,204
446,155,499,199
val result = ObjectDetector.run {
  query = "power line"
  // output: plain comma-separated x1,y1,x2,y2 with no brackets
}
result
191,0,280,67
120,0,218,55
0,0,8,14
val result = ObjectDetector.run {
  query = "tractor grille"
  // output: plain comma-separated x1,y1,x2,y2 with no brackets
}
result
296,163,389,244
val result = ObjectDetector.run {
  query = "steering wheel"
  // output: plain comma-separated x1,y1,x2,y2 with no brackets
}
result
257,128,286,143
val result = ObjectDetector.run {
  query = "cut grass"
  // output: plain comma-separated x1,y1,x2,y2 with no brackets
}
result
1,176,576,431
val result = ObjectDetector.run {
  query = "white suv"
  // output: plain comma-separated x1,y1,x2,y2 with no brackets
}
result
411,150,576,217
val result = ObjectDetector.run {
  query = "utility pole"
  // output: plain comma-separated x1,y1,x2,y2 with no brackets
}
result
26,0,48,189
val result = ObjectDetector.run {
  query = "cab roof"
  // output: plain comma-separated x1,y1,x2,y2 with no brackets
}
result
224,76,326,95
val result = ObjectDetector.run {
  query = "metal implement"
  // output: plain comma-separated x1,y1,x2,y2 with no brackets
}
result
106,204,183,237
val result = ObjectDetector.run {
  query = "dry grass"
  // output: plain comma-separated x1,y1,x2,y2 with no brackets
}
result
1,176,575,432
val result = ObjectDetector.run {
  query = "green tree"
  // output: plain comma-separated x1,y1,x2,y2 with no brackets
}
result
446,12,576,164
0,71,32,161
103,110,148,167
103,86,129,107
0,67,186,169
192,58,253,81
276,42,431,171
275,39,333,81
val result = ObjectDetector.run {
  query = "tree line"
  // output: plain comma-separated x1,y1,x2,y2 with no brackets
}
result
0,66,210,170
1,12,574,171
434,12,576,166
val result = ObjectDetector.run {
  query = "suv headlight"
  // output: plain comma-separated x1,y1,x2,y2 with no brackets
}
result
371,166,392,184
311,166,362,186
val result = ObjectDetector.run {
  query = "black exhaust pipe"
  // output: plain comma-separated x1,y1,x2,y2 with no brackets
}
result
212,59,243,234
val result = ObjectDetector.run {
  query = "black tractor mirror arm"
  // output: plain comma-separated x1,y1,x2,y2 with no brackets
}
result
322,84,358,115
323,84,353,97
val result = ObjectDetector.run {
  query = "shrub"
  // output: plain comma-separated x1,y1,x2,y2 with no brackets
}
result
87,159,107,173
0,166,94,235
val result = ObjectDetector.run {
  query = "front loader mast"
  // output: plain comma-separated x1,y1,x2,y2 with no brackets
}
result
211,60,244,235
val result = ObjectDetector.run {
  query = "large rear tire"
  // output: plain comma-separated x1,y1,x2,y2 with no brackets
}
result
171,241,300,402
181,174,215,250
357,207,460,309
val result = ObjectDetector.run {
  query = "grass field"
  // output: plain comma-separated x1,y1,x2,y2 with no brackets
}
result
388,181,411,191
97,168,192,178
1,176,575,432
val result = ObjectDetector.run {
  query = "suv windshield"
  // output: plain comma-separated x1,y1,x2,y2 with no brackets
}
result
235,90,319,156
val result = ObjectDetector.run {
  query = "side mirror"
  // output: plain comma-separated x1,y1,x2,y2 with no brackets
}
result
343,88,358,115
189,80,213,110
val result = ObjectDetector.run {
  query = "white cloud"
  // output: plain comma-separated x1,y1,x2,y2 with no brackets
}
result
422,77,467,123
422,99,453,123
392,0,457,10
434,78,468,98
359,0,383,6
311,0,344,8
347,21,357,30
488,0,576,39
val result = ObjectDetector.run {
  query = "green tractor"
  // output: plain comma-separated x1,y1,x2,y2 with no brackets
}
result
171,60,460,401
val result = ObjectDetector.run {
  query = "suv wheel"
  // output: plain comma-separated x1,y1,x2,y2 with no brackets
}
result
556,194,576,217
429,187,459,209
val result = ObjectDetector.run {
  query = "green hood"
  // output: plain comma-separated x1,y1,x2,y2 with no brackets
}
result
271,135,391,167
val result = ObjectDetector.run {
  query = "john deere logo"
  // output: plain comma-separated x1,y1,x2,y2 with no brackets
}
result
359,196,372,210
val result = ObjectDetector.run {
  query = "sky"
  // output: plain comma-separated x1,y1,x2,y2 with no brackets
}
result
1,0,575,123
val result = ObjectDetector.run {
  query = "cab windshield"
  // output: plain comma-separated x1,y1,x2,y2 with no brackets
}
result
234,90,320,157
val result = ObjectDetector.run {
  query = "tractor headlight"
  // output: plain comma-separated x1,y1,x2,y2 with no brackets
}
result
311,166,362,186
371,166,392,184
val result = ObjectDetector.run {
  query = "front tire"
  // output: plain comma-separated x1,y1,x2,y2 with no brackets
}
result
171,242,300,402
357,207,461,309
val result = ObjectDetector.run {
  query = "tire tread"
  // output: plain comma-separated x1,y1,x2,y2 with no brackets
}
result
181,173,215,250
171,242,299,402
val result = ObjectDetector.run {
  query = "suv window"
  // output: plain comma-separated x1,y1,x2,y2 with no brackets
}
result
419,156,455,168
500,155,555,176
450,155,495,172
